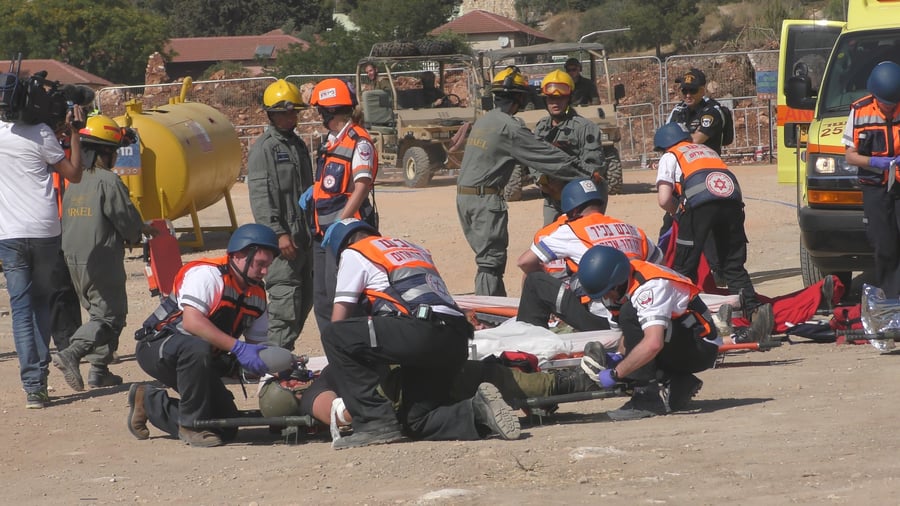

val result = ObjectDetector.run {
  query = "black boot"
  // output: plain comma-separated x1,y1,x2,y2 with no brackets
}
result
551,369,600,395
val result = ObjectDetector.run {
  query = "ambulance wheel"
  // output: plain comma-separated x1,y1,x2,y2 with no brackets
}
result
403,147,433,188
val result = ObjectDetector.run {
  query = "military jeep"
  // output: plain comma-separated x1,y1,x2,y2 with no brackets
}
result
355,53,482,188
479,42,626,195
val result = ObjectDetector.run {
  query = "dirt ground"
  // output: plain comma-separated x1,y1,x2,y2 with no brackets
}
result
1,163,897,505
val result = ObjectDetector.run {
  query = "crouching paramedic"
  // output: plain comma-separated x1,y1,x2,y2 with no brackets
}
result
515,178,662,331
577,245,720,421
127,224,284,447
320,218,521,449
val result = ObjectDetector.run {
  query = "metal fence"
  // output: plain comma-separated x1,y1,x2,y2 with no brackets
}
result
95,49,780,172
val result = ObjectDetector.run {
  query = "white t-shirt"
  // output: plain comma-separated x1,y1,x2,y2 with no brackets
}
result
334,248,461,317
626,277,722,346
0,120,66,239
655,151,681,186
178,264,269,344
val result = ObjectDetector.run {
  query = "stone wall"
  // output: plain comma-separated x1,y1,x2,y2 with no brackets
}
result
458,0,517,19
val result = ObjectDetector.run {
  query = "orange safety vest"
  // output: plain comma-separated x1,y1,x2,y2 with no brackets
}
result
312,125,378,235
669,141,741,208
148,256,267,338
533,215,569,277
850,95,900,186
565,213,655,272
627,260,713,338
348,236,459,316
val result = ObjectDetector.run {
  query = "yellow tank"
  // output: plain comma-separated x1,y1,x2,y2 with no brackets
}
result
114,100,241,222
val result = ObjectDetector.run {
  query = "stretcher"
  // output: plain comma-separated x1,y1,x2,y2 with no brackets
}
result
142,219,183,299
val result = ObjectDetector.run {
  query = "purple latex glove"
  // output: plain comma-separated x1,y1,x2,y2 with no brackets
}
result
606,352,624,367
870,156,893,171
599,368,618,388
230,340,268,376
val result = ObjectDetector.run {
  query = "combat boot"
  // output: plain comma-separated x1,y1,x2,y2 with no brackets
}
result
178,426,223,448
88,366,122,388
665,373,703,412
551,368,600,395
127,383,150,440
472,383,521,440
332,421,404,450
51,349,84,392
607,382,669,421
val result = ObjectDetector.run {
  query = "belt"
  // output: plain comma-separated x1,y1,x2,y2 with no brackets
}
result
458,185,500,196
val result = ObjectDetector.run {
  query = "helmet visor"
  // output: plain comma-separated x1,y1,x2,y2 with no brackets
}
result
542,82,572,96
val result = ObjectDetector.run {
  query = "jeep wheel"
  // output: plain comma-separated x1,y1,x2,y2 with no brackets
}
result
604,146,623,195
800,242,851,289
403,147,433,188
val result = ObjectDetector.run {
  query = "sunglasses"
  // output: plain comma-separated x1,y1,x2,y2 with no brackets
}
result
565,67,579,73
680,87,700,95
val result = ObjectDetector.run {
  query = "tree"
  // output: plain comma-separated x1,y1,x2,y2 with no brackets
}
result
620,0,703,59
272,24,375,78
157,0,332,37
0,0,169,85
349,0,455,41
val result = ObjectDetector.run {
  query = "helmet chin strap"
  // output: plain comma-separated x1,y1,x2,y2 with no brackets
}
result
230,246,264,286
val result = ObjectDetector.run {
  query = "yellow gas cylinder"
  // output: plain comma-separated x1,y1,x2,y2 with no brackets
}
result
114,99,241,222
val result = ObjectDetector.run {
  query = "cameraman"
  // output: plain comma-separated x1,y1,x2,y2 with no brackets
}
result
0,96,84,409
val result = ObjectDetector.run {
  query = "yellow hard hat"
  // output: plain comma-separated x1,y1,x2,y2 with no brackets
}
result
491,66,529,94
541,70,574,96
263,79,304,111
79,114,125,147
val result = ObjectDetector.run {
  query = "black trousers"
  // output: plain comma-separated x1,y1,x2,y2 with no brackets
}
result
516,271,610,331
617,301,719,384
322,314,482,441
862,185,900,298
673,200,759,308
135,332,239,437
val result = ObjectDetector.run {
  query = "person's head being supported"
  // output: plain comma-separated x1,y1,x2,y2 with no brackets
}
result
676,68,707,111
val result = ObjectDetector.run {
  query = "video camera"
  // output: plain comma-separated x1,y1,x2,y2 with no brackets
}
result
0,53,94,127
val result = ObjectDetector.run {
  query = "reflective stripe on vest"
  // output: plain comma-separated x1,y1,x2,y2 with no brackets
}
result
850,95,900,185
627,260,713,338
154,256,267,338
670,142,741,207
312,125,378,235
349,236,459,315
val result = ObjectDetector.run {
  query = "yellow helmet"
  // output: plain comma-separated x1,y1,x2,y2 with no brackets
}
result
491,66,529,94
79,114,125,147
263,79,304,111
541,70,574,96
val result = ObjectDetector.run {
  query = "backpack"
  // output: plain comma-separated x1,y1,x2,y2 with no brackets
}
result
714,101,734,146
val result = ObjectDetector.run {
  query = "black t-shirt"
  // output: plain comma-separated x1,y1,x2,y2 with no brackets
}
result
571,75,599,106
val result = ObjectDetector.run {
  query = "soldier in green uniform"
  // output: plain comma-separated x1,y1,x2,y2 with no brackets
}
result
534,69,606,225
52,114,155,391
456,66,586,297
247,79,314,351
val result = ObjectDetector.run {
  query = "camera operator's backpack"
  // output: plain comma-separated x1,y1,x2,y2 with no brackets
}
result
714,101,734,146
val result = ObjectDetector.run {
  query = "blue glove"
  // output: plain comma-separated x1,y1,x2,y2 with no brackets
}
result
230,340,268,376
870,156,893,171
606,352,624,367
598,368,618,388
298,187,313,212
321,222,337,249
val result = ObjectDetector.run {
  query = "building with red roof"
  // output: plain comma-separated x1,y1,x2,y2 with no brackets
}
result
430,9,552,52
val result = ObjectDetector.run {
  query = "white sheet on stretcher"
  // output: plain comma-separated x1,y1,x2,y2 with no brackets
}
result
304,293,739,372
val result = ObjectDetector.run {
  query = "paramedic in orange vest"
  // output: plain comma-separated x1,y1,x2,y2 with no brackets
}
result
844,61,900,297
577,245,720,421
654,122,763,317
304,78,378,335
128,224,284,448
320,218,520,449
515,178,662,332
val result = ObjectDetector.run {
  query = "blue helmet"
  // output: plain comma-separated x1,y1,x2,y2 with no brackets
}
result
653,122,691,151
323,218,379,259
576,245,632,300
867,61,900,106
227,223,280,257
561,178,608,214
